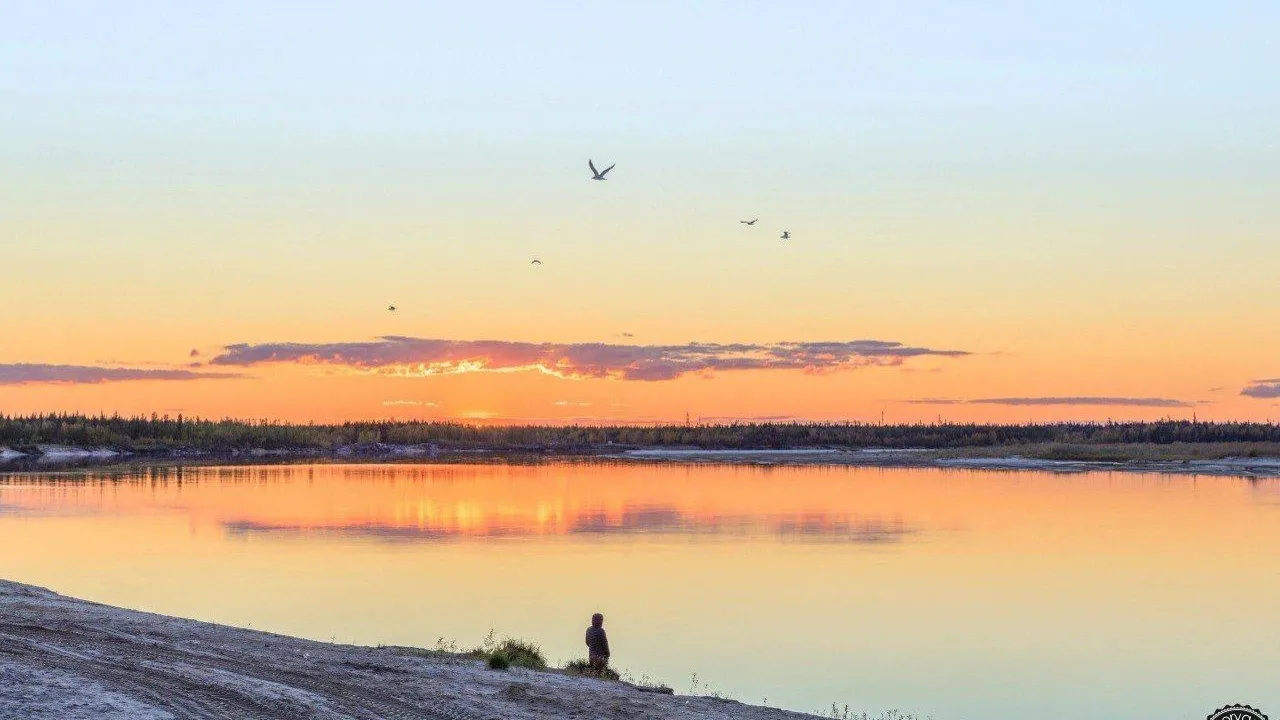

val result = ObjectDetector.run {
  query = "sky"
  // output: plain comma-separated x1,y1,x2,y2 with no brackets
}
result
2,1,1278,424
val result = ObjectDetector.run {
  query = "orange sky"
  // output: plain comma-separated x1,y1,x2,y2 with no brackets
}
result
2,334,1278,423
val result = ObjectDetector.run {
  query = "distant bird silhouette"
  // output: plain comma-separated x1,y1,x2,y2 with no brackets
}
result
620,332,634,338
387,305,397,312
531,258,542,265
780,231,791,240
588,159,615,181
740,218,758,225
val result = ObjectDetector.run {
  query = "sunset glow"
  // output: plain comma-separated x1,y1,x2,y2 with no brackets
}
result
2,2,1277,424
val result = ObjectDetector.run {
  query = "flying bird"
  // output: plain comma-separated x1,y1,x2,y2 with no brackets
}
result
780,231,791,240
530,258,542,265
740,218,758,225
620,332,634,338
588,159,615,181
387,305,397,312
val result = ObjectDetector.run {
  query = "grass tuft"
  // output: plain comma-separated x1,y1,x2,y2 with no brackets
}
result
468,631,547,670
564,658,620,681
494,638,547,670
825,706,933,720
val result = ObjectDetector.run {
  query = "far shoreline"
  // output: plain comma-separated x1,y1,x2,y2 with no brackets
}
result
3,442,1280,478
6,415,1280,477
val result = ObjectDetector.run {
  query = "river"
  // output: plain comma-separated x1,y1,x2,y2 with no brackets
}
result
1,462,1276,719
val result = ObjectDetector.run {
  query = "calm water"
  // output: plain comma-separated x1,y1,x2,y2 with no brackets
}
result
2,462,1277,719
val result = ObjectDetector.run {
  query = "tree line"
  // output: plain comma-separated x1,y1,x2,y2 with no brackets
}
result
2,413,1279,452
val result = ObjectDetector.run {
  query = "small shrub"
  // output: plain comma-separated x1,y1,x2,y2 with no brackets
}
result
471,636,547,670
487,654,510,670
563,658,619,681
496,639,547,670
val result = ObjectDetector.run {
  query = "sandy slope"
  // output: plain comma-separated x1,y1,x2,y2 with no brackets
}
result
0,580,818,720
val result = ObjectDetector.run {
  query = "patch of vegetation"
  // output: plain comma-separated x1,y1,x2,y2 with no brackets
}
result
564,658,620,681
467,630,546,670
622,671,672,694
486,654,510,670
826,706,933,720
492,638,547,670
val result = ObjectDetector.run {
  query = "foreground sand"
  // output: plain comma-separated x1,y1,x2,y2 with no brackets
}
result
0,580,819,720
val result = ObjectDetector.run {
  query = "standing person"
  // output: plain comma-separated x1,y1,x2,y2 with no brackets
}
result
585,612,611,677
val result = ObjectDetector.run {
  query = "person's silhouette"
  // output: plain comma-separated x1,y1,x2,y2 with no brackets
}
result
585,612,610,676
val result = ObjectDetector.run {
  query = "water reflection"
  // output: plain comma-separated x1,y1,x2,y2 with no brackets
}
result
221,506,913,543
2,462,1278,720
0,464,918,543
223,520,456,541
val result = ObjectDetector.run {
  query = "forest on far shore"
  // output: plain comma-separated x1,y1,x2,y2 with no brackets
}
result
3,413,1280,453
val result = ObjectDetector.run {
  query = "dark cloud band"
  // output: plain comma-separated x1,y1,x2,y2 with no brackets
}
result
1242,380,1280,399
0,363,241,386
210,336,968,382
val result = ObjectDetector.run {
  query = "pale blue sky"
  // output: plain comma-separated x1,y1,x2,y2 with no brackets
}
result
5,1,1276,241
4,2,1276,151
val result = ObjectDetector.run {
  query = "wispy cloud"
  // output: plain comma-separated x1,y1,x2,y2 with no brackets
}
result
0,363,240,386
381,399,441,408
970,396,1197,408
696,414,804,423
445,413,662,424
210,336,969,382
1242,379,1280,399
903,396,1198,408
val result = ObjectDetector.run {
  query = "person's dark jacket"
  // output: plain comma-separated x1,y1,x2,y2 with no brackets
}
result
585,625,610,658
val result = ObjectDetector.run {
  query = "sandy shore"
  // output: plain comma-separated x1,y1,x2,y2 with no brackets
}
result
607,448,1280,477
0,580,820,720
5,444,1280,479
